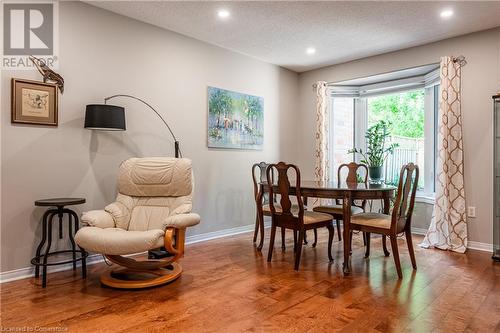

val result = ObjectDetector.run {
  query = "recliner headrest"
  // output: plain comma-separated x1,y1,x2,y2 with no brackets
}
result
117,157,192,197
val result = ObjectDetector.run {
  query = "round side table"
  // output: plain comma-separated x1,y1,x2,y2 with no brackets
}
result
31,198,88,287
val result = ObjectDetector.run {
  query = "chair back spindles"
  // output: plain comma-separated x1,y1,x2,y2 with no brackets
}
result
267,162,304,222
252,161,280,250
392,163,419,232
338,162,368,185
252,162,274,205
337,162,368,207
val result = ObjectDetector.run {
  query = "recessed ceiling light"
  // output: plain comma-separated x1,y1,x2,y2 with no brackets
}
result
440,9,454,19
217,9,230,19
306,47,316,55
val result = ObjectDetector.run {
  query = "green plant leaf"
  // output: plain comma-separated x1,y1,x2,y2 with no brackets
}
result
347,120,396,167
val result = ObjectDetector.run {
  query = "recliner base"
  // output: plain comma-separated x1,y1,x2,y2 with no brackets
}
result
100,262,182,289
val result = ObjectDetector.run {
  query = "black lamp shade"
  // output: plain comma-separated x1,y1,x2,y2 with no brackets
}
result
85,104,126,130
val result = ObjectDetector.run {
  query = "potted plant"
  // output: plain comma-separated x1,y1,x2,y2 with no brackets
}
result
348,120,398,183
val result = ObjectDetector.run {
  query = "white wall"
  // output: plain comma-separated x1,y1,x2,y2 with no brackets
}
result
0,2,299,272
297,27,500,245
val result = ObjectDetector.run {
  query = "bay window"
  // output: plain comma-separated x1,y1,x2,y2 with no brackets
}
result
328,64,439,199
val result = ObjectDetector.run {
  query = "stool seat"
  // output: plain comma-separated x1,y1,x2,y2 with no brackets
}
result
35,198,86,207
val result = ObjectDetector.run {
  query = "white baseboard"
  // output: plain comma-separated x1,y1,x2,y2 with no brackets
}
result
467,241,493,252
411,227,428,235
412,227,493,253
185,222,270,245
332,224,430,237
0,222,270,284
0,253,104,284
0,222,492,283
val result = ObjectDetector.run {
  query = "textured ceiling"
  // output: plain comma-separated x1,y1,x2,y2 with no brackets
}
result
88,1,500,73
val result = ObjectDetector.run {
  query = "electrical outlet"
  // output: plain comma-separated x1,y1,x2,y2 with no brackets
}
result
467,206,476,218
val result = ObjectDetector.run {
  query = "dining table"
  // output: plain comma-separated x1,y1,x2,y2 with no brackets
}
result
260,180,396,274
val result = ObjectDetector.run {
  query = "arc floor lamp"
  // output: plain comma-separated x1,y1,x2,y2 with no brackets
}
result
84,94,181,158
85,94,181,259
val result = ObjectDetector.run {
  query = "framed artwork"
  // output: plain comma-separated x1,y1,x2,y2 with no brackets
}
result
11,78,58,126
207,86,264,150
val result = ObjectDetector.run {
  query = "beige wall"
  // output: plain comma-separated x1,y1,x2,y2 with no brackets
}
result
0,2,299,272
1,2,498,274
297,27,500,245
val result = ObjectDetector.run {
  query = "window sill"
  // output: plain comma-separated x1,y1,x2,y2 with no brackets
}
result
415,192,435,205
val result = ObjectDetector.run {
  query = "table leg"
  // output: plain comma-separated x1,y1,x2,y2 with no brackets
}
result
382,197,391,257
342,191,352,275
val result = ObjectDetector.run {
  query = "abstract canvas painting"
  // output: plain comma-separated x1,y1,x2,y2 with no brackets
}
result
208,86,264,150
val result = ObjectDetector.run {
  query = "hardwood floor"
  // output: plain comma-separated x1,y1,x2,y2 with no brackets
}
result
1,230,499,332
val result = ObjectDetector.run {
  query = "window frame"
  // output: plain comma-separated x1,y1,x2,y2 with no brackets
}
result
328,97,356,182
328,67,440,202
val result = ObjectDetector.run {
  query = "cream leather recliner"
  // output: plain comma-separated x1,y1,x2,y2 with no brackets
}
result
75,157,200,289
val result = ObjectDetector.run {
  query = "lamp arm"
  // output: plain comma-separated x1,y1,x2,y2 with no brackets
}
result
104,94,181,157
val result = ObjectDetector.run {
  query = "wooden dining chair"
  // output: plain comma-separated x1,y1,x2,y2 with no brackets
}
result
252,162,287,251
349,163,419,278
313,162,368,241
266,162,334,270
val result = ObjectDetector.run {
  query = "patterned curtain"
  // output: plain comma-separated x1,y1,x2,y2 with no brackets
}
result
314,81,329,205
421,56,468,253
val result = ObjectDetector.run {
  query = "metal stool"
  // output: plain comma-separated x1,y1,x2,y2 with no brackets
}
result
31,198,88,287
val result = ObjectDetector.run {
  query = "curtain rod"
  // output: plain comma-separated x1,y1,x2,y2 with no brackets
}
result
312,58,466,89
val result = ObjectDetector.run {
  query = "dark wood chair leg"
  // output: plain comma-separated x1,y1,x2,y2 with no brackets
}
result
257,212,265,251
343,218,351,274
294,230,304,270
293,230,297,252
303,230,308,245
326,224,334,262
390,236,403,278
349,231,353,254
281,227,286,250
382,235,390,257
253,215,259,243
405,230,417,270
312,228,318,247
267,225,277,262
336,219,342,241
364,232,371,258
